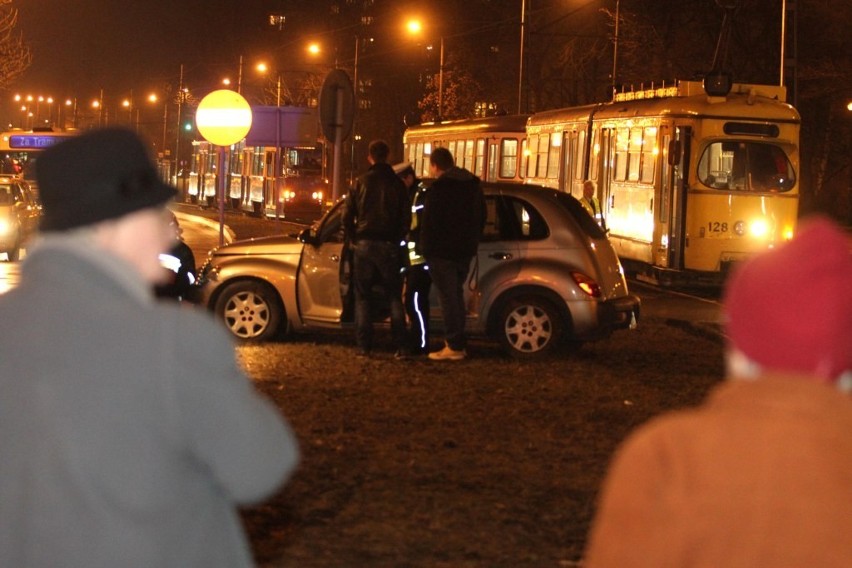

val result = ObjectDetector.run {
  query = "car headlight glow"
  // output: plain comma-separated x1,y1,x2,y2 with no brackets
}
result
0,219,10,236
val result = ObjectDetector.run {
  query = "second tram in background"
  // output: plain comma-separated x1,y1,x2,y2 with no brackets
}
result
403,114,529,183
403,80,800,285
188,139,326,223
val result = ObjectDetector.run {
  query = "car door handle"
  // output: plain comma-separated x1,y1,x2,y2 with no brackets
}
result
488,252,513,261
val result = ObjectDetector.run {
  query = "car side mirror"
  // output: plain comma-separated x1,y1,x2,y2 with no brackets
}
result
298,227,317,245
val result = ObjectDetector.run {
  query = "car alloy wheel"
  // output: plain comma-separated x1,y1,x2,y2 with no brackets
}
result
214,281,282,341
500,296,562,358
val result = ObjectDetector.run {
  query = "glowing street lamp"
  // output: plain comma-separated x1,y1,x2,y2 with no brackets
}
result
256,61,282,106
406,18,444,120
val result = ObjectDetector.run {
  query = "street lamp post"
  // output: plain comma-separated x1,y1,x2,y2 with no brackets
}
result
438,36,445,121
611,0,620,97
406,19,444,121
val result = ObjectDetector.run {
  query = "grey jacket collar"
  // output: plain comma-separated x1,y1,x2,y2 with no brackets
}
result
26,232,154,306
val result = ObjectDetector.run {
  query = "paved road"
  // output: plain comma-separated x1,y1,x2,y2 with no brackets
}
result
0,205,724,342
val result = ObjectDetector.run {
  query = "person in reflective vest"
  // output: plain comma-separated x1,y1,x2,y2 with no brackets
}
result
580,180,607,231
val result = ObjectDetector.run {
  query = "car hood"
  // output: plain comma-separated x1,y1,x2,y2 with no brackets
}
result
212,234,304,257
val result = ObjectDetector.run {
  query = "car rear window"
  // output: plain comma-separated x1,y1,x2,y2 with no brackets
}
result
554,192,607,239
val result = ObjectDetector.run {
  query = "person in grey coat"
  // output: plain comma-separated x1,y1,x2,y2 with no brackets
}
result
0,127,299,568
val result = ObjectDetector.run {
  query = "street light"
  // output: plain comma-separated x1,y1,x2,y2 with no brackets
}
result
256,61,282,106
406,18,444,120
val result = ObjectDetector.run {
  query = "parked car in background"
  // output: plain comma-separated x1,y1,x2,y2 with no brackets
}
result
0,176,40,261
193,182,640,358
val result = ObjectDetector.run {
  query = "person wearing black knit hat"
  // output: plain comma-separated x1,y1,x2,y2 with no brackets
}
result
0,127,299,567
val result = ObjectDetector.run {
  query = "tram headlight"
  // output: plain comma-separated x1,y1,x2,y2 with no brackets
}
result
749,218,769,238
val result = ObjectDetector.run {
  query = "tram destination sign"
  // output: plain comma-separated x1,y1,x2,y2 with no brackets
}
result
9,134,66,149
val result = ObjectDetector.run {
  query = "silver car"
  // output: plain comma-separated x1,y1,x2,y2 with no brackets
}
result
194,182,640,358
0,176,40,262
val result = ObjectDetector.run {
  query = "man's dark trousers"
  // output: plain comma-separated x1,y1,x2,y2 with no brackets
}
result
426,256,472,352
352,239,407,353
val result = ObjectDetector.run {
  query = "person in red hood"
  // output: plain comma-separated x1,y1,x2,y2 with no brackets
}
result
584,216,852,568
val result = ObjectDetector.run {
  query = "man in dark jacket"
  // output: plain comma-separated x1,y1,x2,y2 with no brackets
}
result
419,147,486,361
342,140,411,358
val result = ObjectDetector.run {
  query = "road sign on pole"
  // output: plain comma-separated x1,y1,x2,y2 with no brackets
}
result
195,89,253,246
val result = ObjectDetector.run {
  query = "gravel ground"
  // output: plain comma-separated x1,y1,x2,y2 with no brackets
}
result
173,200,725,566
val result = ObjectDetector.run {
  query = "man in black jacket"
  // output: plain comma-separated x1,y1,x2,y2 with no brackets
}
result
342,140,411,358
419,147,485,361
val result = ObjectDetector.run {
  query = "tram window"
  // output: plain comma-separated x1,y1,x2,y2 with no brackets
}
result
628,127,642,181
698,141,795,192
640,127,658,183
500,138,519,178
525,135,538,178
251,150,264,176
536,135,549,178
474,139,486,178
463,139,476,172
576,130,587,182
587,130,598,182
547,133,561,179
614,128,629,181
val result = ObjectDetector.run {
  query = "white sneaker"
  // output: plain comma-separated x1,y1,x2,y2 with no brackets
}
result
428,345,467,361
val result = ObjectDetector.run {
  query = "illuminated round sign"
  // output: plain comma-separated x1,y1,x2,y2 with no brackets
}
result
195,89,252,146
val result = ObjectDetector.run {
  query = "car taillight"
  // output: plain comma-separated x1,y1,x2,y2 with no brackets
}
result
571,272,601,298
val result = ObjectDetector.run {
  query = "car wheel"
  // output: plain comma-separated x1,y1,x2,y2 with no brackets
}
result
214,281,283,342
499,296,563,358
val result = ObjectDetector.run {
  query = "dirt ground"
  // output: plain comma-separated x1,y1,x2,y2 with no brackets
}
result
237,323,723,567
178,203,724,566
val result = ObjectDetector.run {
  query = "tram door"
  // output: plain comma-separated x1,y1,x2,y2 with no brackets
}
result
559,131,575,195
666,126,691,270
597,128,614,221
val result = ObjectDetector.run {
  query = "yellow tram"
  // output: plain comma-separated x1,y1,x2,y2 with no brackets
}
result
524,80,800,283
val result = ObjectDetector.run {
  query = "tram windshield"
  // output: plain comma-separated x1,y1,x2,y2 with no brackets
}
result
698,141,795,193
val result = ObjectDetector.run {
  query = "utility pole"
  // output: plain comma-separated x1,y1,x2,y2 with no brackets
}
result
175,65,185,181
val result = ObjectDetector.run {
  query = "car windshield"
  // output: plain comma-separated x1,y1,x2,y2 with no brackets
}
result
698,141,795,192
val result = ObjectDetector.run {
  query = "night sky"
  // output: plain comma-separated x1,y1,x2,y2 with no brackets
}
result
14,1,288,101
